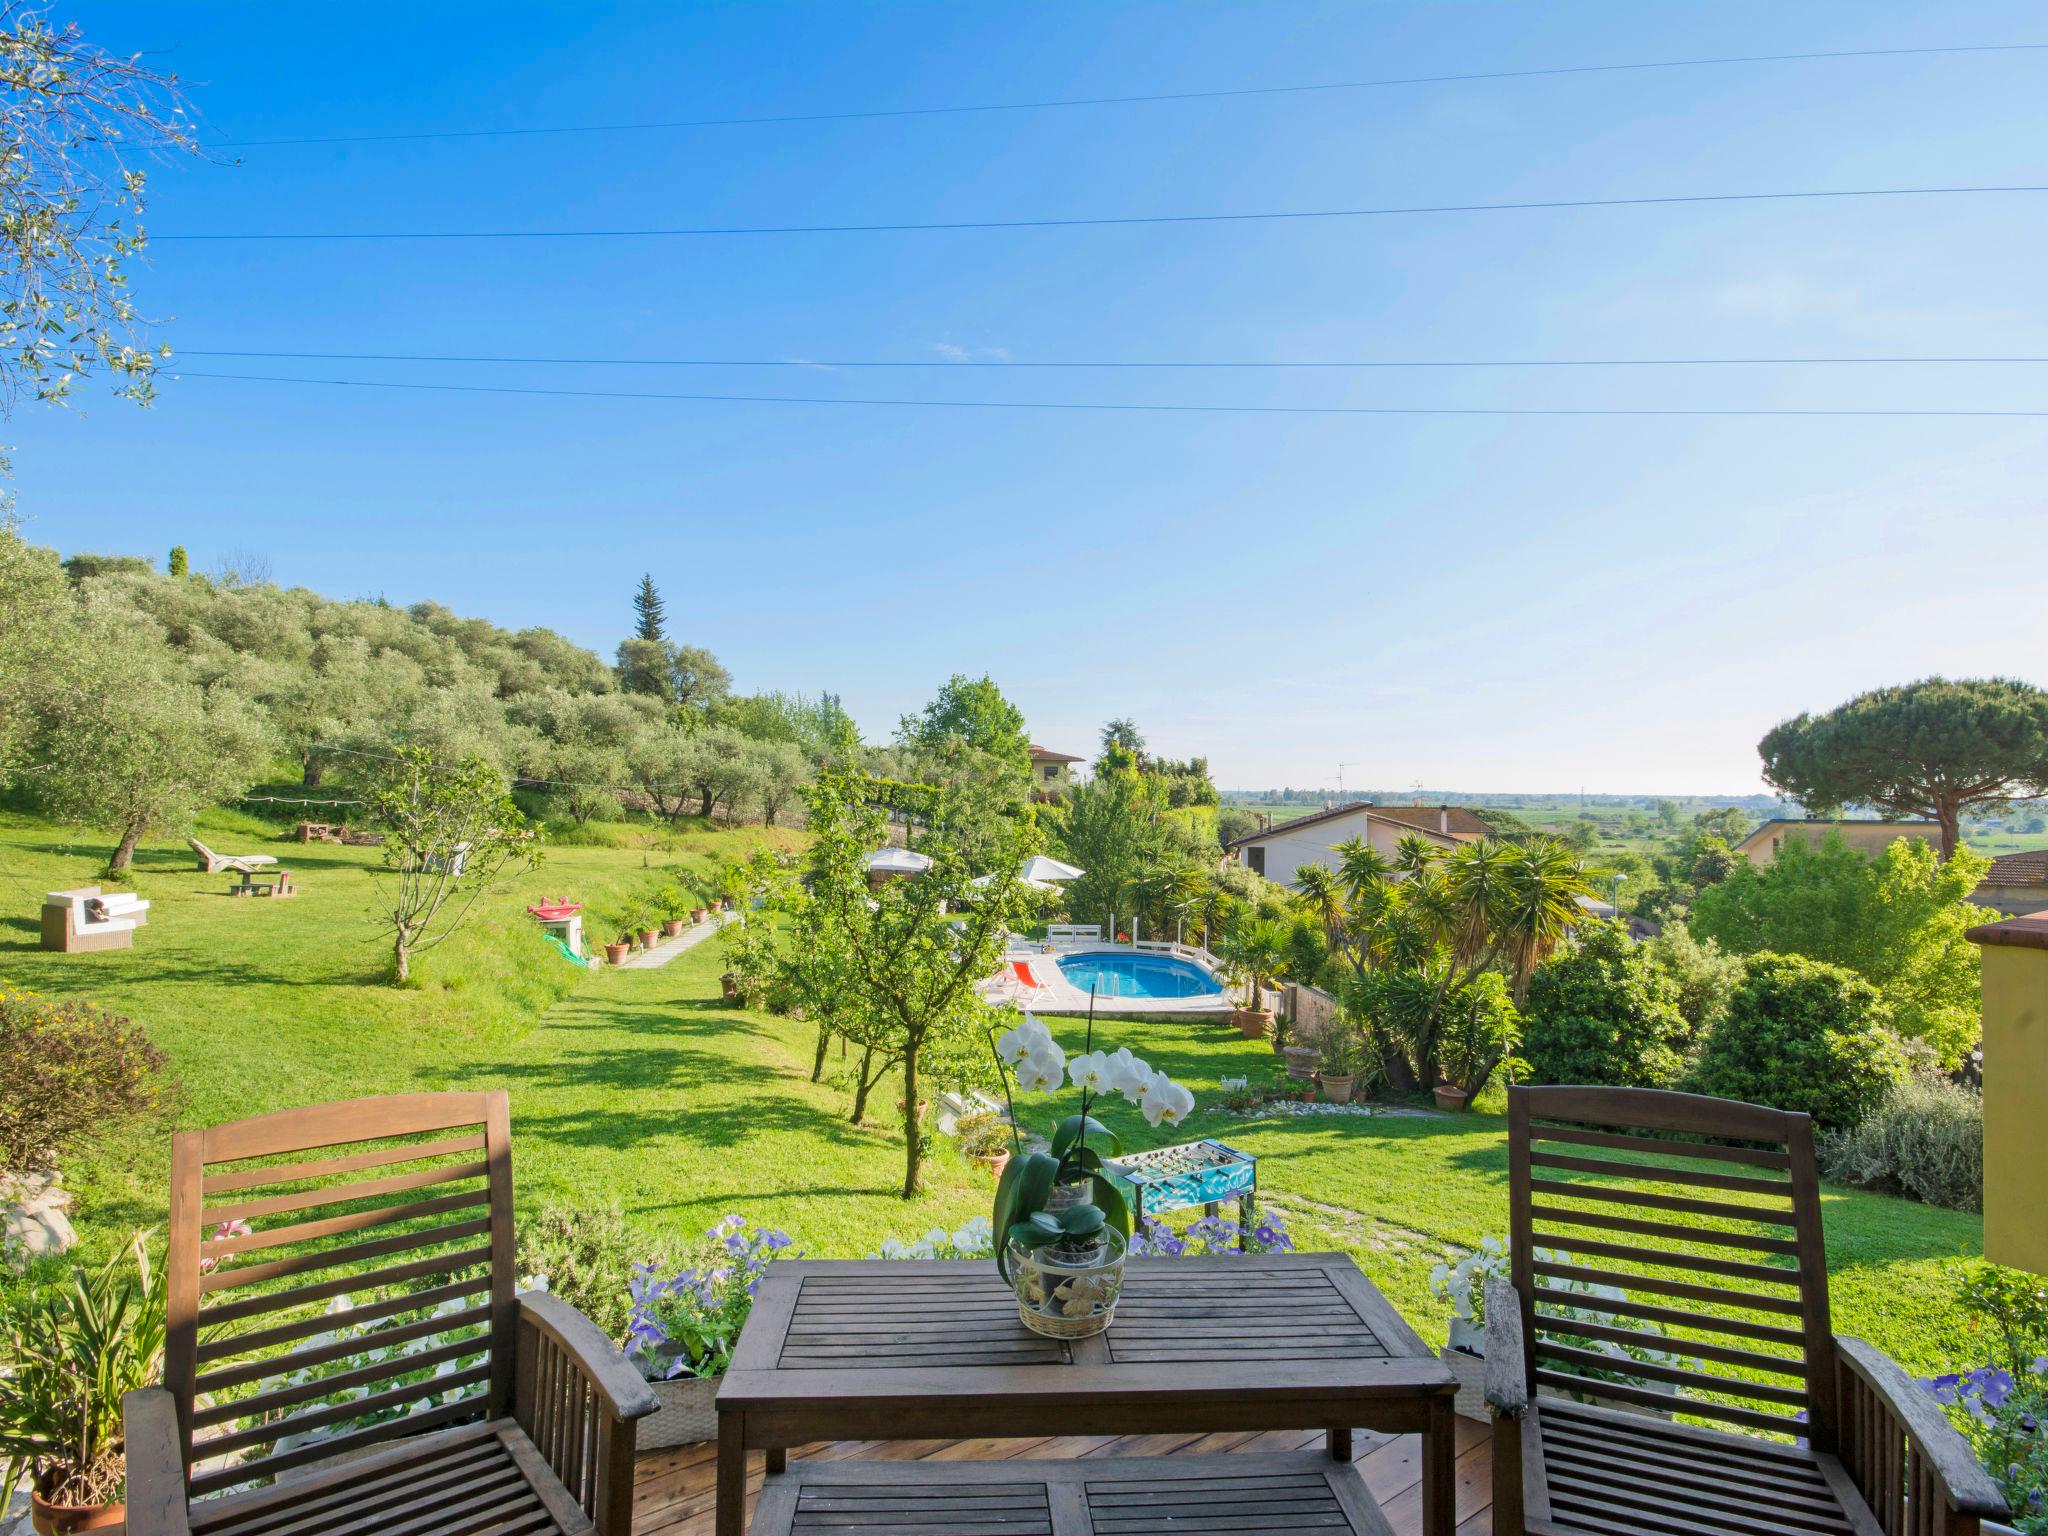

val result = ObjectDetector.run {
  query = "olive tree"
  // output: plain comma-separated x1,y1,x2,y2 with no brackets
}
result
1760,677,2048,858
30,606,265,870
356,748,540,982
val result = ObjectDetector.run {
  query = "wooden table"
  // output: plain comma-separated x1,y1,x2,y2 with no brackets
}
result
714,1253,1458,1536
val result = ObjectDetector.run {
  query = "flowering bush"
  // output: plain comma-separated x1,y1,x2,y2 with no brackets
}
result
1921,1261,2048,1530
1921,1365,2046,1529
873,1216,996,1260
626,1215,795,1382
1430,1236,1509,1334
1131,1207,1293,1257
1429,1236,1683,1386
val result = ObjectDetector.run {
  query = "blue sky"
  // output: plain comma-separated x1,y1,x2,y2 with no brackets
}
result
21,2,2048,794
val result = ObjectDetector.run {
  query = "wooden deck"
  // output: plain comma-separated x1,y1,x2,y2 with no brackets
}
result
632,1418,1497,1536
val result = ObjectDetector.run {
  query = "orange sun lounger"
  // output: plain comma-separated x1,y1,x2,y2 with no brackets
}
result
1011,959,1046,989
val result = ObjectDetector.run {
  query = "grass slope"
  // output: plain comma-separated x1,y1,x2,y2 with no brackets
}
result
0,814,1978,1374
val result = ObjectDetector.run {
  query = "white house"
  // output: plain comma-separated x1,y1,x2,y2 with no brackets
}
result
1222,802,1489,888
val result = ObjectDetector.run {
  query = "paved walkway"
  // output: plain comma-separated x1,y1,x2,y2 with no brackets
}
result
616,912,729,969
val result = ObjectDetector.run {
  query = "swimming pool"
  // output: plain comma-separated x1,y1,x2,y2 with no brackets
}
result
1055,950,1224,1000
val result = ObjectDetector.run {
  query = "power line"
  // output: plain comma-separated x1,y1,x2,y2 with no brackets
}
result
150,182,2048,242
207,42,2048,148
180,369,2048,419
180,348,2048,371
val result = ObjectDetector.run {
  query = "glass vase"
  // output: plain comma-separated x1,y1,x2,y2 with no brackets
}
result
1007,1224,1127,1339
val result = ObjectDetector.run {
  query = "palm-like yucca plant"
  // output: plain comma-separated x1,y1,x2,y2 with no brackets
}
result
1333,836,1392,903
1291,864,1345,947
1218,915,1290,1011
1491,837,1594,1003
0,1230,166,1507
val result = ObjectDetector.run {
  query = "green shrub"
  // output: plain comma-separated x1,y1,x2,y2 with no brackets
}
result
1819,1074,1982,1211
515,1204,659,1344
1640,923,1745,1036
1690,952,1907,1129
1522,921,1690,1088
0,985,167,1178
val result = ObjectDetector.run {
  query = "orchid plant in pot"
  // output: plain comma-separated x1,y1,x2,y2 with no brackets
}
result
987,1006,1194,1339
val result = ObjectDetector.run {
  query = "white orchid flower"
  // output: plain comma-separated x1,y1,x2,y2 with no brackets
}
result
1015,1049,1065,1094
995,1022,1036,1066
1068,1051,1114,1092
1137,1069,1190,1127
1102,1047,1149,1096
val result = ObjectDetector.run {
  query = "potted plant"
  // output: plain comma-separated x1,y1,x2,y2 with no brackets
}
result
1430,1237,1684,1422
690,897,709,924
656,884,690,938
1217,916,1286,1042
1317,1029,1362,1104
955,1111,1013,1180
627,1216,795,1448
988,1008,1193,1338
1,1231,165,1535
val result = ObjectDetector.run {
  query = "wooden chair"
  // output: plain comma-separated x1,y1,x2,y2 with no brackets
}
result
123,1091,658,1536
1483,1085,2007,1536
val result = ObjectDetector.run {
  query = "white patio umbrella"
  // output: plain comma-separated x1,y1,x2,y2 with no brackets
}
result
967,872,1058,893
1019,854,1084,883
864,847,934,875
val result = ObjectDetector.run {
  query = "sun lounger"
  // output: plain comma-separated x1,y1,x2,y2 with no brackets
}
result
1011,959,1047,989
41,887,143,953
188,836,279,874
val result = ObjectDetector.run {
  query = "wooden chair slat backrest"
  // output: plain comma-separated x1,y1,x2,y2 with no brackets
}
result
1507,1085,1837,1451
164,1091,518,1500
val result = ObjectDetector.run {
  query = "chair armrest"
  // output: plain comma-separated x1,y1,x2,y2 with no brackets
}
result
122,1387,192,1536
1483,1277,1530,1420
1836,1336,2009,1523
517,1290,660,1422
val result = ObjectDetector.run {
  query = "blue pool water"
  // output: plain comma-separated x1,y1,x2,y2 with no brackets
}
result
1055,951,1224,1000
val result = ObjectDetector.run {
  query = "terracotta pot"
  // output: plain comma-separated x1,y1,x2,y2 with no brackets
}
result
663,918,686,937
1320,1073,1356,1105
639,928,660,949
1433,1083,1471,1112
691,908,708,923
974,1149,1013,1182
31,1473,125,1536
604,941,631,964
897,1098,931,1121
1230,1008,1273,1040
720,972,739,1002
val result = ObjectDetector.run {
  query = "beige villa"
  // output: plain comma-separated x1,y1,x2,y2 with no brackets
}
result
1027,743,1084,802
1732,817,1942,866
1223,801,1489,887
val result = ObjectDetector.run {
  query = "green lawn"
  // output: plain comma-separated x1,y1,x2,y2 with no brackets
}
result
1,813,1981,1376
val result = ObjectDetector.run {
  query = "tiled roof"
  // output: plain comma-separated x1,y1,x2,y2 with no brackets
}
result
1028,744,1084,764
1222,801,1488,851
1982,849,2048,887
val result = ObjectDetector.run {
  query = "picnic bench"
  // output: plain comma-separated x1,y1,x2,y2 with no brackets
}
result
716,1253,1458,1536
122,1091,659,1536
1482,1084,2009,1536
226,868,295,897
